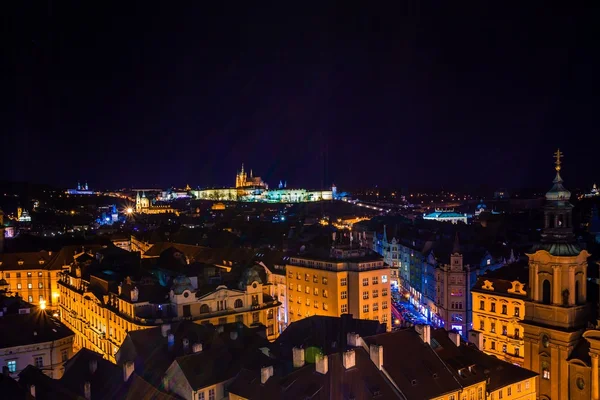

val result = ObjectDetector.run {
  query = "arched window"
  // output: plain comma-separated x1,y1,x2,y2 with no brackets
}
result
234,299,243,308
542,279,551,304
575,280,580,305
200,304,210,314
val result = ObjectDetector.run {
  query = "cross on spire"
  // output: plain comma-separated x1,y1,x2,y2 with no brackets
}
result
554,148,563,172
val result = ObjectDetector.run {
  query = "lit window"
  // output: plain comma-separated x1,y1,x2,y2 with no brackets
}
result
372,277,378,285
479,320,485,331
323,302,328,311
382,301,388,309
39,283,43,289
322,277,328,285
7,360,17,373
341,291,347,299
28,295,33,303
27,272,32,278
479,300,484,310
34,356,43,368
362,278,369,286
297,284,301,292
382,289,388,296
363,304,369,313
322,289,328,298
514,307,520,317
28,283,33,289
501,305,507,315
381,275,388,283
363,291,369,300
373,303,379,311
17,284,22,290
305,286,310,294
490,303,496,312
314,288,318,296
372,290,378,298
209,388,215,400
340,278,347,286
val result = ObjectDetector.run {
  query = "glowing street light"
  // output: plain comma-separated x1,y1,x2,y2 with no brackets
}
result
39,300,47,310
126,207,133,215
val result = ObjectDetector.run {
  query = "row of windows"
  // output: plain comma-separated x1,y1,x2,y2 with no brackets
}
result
479,321,521,338
450,301,463,310
479,301,521,317
4,350,69,373
289,272,333,285
4,271,45,278
487,340,521,356
13,282,45,290
197,388,216,400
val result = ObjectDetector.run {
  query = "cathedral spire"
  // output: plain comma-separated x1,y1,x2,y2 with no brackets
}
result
452,232,461,254
541,149,575,244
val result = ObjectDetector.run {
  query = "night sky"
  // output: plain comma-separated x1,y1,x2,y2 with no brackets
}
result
7,2,600,191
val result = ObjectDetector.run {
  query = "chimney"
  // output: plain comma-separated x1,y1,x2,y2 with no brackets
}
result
216,325,224,333
315,353,328,375
292,347,305,368
84,382,91,400
347,332,360,347
123,361,135,382
230,331,238,341
343,350,356,369
30,385,36,398
192,343,202,353
182,338,190,352
89,359,98,374
260,365,274,384
167,333,175,349
416,324,431,344
369,344,384,370
448,331,461,347
130,287,139,302
161,324,171,338
468,330,484,350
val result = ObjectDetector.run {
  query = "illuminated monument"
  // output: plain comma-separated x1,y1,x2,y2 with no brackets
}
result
521,149,600,400
192,164,335,203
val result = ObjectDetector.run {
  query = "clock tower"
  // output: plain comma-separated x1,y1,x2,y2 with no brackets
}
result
521,149,591,399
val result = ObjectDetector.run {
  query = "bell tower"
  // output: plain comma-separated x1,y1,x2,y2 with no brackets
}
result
521,150,591,400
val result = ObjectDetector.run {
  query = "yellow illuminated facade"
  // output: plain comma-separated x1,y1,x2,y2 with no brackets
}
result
471,273,527,367
135,191,179,215
285,247,391,329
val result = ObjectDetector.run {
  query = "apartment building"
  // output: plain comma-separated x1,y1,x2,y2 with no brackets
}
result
285,245,391,329
470,261,528,367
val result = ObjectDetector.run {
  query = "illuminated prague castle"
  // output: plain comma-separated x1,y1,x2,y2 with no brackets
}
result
193,164,335,203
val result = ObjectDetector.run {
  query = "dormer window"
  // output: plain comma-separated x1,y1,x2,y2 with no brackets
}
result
39,259,45,265
18,260,24,266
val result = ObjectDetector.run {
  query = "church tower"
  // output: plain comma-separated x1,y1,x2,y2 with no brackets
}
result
521,149,591,399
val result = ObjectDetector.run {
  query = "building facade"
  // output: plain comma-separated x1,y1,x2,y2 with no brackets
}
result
471,262,528,367
285,246,391,329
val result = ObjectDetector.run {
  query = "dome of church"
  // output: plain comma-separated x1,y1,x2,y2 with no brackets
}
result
171,275,194,295
545,172,571,202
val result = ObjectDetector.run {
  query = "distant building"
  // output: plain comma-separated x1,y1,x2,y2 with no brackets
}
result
192,164,335,203
135,191,179,215
423,208,468,224
285,245,391,329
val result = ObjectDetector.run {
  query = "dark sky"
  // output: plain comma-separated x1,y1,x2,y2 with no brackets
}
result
6,2,600,191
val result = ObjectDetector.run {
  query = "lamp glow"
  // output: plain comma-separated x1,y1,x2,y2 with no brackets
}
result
126,207,133,214
39,300,47,310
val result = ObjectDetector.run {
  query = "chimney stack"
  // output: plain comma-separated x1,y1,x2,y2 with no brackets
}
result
347,332,360,347
30,385,36,398
292,347,305,368
192,343,202,353
369,344,384,370
416,324,431,344
230,331,238,341
123,361,135,382
315,353,328,375
343,350,356,369
448,331,461,347
161,324,171,338
468,330,484,350
84,382,91,400
89,359,98,374
260,365,274,384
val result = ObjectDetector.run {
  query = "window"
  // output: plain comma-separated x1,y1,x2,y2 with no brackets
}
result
491,342,496,350
296,273,301,280
297,284,301,292
373,303,379,311
372,276,378,285
507,387,511,396
61,349,68,362
382,301,388,309
252,312,259,324
517,383,522,393
382,288,388,296
17,283,22,290
323,303,328,311
27,272,32,278
479,320,485,330
498,389,503,399
34,356,43,368
313,275,318,283
515,347,520,357
4,273,9,278
502,325,507,336
39,295,43,302
490,303,496,312
340,278,347,286
7,360,17,373
305,274,310,281
363,304,369,313
322,277,328,285
490,322,496,333
267,309,274,320
514,328,520,339
341,304,348,313
288,271,293,278
363,291,369,300
314,300,318,308
382,313,388,322
362,278,369,286
372,290,378,298
501,304,507,315
267,324,274,336
38,282,43,289
313,287,318,295
322,289,328,298
38,272,43,277
198,391,205,400
502,344,507,353
542,362,550,379
478,388,483,400
200,304,210,314
381,275,388,283
28,283,33,289
479,300,485,310
305,286,310,294
16,273,21,278
234,299,243,308
28,295,33,303
514,307,520,317
525,380,530,390
209,388,215,400
450,396,455,400
235,315,244,323
341,291,347,299
219,317,227,325
297,296,302,304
